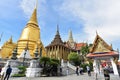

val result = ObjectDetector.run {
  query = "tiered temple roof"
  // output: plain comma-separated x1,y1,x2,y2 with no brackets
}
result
46,25,65,47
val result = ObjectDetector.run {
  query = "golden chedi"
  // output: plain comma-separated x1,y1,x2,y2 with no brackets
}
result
17,7,46,57
0,36,16,58
0,7,46,59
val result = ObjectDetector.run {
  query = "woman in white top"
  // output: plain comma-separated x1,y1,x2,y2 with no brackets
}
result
93,66,98,80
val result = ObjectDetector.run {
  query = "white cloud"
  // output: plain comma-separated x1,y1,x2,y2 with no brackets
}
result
57,0,120,43
20,0,46,18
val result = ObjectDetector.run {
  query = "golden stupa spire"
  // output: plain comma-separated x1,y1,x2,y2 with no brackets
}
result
8,36,13,43
27,0,38,26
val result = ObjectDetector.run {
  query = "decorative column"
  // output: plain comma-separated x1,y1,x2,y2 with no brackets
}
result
54,46,56,58
61,58,64,67
61,46,62,59
118,49,120,61
110,57,119,75
62,47,64,59
48,47,50,57
93,59,99,74
57,46,59,59
52,46,53,58
50,47,52,58
63,47,64,60
59,46,61,59
46,47,48,57
64,48,66,60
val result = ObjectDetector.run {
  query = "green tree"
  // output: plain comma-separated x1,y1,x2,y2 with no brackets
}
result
39,57,60,76
40,57,51,67
80,43,93,64
50,58,60,65
49,58,60,76
68,52,81,66
80,44,89,56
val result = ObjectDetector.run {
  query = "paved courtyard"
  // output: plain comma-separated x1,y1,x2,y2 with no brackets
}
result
8,73,119,80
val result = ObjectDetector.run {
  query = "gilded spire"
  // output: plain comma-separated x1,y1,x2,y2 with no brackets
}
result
48,25,63,45
27,3,38,26
56,24,59,35
8,36,13,43
68,30,74,42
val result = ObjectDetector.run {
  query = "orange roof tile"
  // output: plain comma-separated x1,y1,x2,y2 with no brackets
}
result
75,43,86,50
87,51,119,58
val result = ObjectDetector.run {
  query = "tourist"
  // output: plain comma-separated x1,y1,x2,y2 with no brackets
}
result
0,66,2,78
117,64,120,77
60,66,62,76
93,66,98,80
119,66,120,77
103,69,110,80
76,66,79,76
79,67,83,75
86,66,91,76
4,65,12,80
0,66,5,80
0,66,1,72
66,66,69,76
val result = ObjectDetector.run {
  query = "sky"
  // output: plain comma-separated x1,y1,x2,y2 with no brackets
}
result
0,0,120,51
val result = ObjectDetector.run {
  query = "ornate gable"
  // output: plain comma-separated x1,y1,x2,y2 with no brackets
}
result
90,34,113,53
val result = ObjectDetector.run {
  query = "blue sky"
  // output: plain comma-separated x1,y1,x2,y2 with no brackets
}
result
0,0,120,51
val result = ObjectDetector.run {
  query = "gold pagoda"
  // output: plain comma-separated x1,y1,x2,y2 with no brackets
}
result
0,6,46,58
0,36,16,58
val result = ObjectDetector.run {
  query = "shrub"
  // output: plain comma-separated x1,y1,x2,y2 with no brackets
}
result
80,63,89,72
12,66,26,77
18,66,26,74
80,62,93,72
12,74,25,77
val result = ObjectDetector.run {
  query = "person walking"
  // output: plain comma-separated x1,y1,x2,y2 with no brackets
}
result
66,66,69,76
86,66,91,76
4,65,12,80
104,68,110,80
79,67,82,75
93,66,98,80
76,66,79,76
60,66,62,76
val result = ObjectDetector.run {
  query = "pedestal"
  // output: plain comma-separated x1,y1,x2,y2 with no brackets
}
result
26,60,42,77
26,68,42,77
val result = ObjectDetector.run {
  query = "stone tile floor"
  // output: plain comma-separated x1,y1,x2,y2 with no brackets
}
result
7,73,120,80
